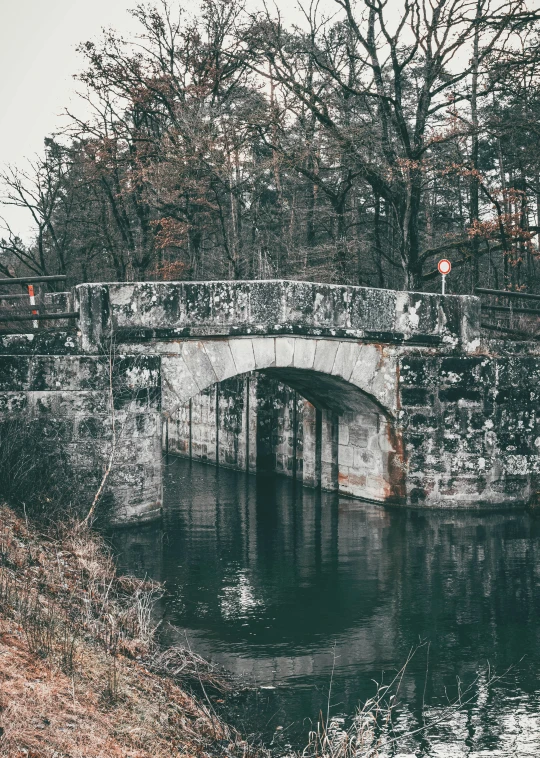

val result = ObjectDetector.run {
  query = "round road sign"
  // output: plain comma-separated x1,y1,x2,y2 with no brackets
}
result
438,259,451,275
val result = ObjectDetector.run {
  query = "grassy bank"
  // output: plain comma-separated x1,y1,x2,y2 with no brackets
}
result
0,504,254,758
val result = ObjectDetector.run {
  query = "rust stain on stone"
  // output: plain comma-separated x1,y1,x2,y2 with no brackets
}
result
386,423,407,501
347,474,367,488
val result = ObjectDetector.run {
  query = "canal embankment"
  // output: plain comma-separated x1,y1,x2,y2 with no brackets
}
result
0,502,257,758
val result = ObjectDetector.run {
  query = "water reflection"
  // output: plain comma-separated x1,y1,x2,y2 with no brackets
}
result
112,458,540,755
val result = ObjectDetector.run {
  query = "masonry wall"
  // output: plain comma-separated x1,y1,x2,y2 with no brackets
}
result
164,346,540,509
166,374,307,479
0,342,163,524
338,410,396,501
3,326,540,521
399,350,540,508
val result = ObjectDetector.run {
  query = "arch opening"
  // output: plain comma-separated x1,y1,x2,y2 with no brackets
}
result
160,336,398,421
163,361,404,505
259,367,391,416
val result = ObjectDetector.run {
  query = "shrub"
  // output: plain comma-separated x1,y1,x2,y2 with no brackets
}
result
0,416,77,523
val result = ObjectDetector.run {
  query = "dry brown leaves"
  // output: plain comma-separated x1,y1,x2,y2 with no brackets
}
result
0,505,249,758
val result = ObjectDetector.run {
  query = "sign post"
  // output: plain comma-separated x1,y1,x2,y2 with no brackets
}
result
438,259,451,294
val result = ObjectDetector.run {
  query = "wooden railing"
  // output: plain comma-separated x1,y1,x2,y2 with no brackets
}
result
0,275,78,328
475,287,540,339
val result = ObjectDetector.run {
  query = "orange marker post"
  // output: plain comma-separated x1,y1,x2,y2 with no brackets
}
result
28,284,38,328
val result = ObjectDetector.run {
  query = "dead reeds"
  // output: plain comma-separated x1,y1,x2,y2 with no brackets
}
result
0,503,254,758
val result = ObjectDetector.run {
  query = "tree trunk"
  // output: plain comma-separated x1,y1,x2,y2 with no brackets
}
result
470,1,481,291
374,195,385,288
402,171,423,291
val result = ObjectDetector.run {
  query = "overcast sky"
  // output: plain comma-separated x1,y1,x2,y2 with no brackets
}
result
0,0,145,238
0,0,321,241
0,0,305,241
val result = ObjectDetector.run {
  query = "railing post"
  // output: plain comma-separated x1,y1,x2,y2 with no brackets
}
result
76,284,111,353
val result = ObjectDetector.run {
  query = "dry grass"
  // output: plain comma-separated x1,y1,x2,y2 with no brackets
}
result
0,504,255,758
297,651,512,758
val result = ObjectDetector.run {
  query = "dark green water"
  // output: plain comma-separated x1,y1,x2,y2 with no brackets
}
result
113,457,540,756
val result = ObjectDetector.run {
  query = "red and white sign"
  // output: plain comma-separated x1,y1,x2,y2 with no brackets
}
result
438,259,452,275
28,284,38,328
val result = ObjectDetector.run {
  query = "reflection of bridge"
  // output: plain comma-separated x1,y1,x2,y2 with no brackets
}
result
114,471,540,746
0,280,538,522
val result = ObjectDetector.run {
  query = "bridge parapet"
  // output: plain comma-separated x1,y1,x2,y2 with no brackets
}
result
75,281,480,352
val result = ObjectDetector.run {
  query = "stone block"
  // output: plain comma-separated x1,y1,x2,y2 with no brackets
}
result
399,356,438,387
339,443,354,467
275,337,295,367
313,340,339,374
439,388,483,405
0,356,31,390
293,339,316,370
0,332,73,356
27,356,107,392
346,473,369,489
332,342,361,382
77,284,111,352
161,355,199,409
405,412,435,431
230,338,256,373
439,356,484,386
179,342,218,390
496,357,537,388
203,341,237,382
349,344,381,387
252,337,276,368
338,423,349,445
494,386,539,406
0,392,28,414
401,388,433,406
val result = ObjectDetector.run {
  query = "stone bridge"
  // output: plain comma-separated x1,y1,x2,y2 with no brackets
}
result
1,280,539,523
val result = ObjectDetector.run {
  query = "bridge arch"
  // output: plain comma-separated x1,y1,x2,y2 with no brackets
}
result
161,336,398,419
161,336,404,503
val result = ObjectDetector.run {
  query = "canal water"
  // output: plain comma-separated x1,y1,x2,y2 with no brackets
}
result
113,457,540,756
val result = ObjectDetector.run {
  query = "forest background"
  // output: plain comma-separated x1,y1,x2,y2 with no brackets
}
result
2,0,540,295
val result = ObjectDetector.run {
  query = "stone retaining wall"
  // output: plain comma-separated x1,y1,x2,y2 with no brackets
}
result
0,350,162,523
400,352,540,508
